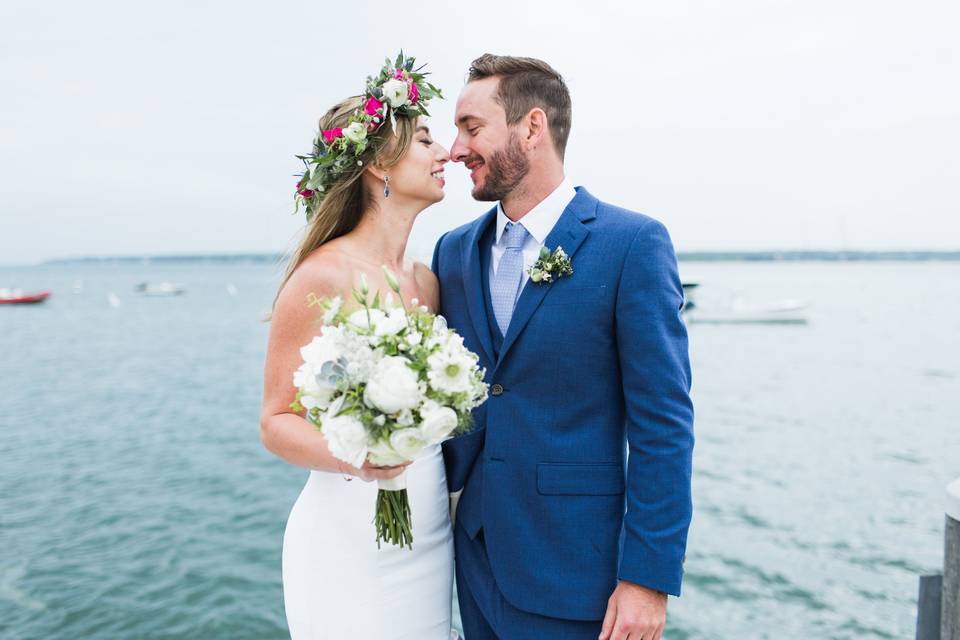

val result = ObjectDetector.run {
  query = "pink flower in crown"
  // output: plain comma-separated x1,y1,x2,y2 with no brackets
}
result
321,128,343,144
364,96,384,116
408,81,419,104
393,68,404,80
296,179,315,198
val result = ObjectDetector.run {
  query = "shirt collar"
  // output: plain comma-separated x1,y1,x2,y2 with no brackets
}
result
495,177,577,245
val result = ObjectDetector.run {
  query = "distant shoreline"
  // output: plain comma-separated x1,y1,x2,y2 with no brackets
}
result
29,250,960,266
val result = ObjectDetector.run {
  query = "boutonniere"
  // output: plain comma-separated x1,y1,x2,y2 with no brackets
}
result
527,246,573,284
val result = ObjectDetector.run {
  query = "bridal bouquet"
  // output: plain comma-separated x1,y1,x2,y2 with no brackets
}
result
291,268,488,548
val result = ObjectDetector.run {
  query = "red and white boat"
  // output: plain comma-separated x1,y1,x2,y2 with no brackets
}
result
0,288,51,304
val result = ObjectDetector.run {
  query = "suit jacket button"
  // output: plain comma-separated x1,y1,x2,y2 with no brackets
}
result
491,383,504,396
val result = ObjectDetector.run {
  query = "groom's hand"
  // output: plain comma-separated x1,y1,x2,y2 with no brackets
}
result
598,580,667,640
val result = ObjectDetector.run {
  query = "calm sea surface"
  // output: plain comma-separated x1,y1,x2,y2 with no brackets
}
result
1,261,958,639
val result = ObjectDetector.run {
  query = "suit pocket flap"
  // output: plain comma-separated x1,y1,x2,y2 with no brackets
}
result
537,462,625,496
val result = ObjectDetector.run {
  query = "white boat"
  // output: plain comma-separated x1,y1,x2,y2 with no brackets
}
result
135,282,185,296
686,298,809,325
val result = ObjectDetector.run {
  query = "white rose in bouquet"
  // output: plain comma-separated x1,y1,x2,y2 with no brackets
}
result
374,306,407,337
419,403,459,444
364,355,421,414
389,428,428,460
292,329,344,410
321,407,368,468
367,437,407,466
347,308,386,330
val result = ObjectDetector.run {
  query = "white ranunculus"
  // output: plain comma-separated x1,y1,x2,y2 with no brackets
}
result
420,405,458,444
363,356,421,414
375,306,407,337
389,428,427,459
405,330,422,347
426,349,475,394
381,79,410,109
347,308,386,331
367,437,407,466
321,410,368,468
343,121,367,144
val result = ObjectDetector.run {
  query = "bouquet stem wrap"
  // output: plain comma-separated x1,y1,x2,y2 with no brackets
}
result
375,471,412,549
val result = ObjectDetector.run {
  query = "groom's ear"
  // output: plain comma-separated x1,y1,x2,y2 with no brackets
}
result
522,107,550,151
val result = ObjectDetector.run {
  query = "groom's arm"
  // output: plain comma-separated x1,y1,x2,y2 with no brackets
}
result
615,218,694,596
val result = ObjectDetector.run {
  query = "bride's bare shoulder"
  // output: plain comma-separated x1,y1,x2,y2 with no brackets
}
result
276,247,352,315
412,260,439,312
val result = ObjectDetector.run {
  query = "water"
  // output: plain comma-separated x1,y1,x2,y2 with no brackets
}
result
1,261,958,639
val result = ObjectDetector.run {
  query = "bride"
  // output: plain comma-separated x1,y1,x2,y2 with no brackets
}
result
259,55,453,639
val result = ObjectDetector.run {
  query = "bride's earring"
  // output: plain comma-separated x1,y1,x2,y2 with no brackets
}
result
383,175,390,199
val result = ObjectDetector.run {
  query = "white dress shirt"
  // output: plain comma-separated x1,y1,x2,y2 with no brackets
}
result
490,177,577,290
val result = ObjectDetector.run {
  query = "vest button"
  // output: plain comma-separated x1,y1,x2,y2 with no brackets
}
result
491,383,504,396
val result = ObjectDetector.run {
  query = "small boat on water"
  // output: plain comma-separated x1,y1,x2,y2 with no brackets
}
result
686,298,809,325
135,282,185,296
0,288,51,305
679,280,809,324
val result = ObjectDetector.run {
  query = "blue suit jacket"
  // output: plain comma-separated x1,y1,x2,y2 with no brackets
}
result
432,187,694,621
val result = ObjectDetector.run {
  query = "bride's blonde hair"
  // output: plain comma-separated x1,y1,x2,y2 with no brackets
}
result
273,97,416,310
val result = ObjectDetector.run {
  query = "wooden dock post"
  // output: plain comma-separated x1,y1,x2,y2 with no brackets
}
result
944,478,960,640
919,575,944,640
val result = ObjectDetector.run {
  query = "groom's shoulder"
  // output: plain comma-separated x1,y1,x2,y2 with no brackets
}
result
439,208,496,246
589,193,666,236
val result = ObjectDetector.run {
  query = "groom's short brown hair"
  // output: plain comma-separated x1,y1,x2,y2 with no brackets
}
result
468,54,572,160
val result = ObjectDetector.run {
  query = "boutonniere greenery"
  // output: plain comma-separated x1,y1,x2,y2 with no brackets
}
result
528,246,573,284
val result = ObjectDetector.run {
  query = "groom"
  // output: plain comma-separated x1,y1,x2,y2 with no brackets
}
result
432,54,694,640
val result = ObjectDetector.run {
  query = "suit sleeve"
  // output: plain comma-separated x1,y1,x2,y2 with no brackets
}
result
431,232,449,317
431,232,448,275
615,219,694,596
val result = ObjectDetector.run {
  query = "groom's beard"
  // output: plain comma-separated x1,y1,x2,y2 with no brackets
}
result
471,132,529,202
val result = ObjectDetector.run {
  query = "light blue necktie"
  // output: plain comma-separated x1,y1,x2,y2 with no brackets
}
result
491,221,529,336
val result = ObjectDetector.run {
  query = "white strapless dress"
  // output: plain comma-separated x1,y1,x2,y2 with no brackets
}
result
282,444,454,639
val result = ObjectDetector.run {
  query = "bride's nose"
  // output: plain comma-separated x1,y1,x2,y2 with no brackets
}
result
434,144,450,164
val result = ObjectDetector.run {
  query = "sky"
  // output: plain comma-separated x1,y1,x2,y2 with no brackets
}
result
1,0,958,264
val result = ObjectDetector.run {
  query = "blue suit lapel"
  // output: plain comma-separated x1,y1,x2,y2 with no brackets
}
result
460,207,498,366
497,187,599,364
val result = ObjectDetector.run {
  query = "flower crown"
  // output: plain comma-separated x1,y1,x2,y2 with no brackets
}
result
294,52,442,220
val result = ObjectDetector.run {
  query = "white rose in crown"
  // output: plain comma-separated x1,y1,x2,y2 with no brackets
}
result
381,78,410,108
364,355,421,413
